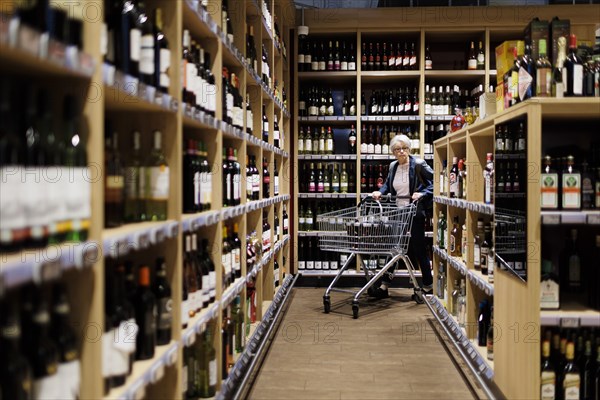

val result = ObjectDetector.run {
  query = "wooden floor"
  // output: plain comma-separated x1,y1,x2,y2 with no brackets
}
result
248,288,477,400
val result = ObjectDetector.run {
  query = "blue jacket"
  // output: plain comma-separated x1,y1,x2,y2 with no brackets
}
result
378,155,434,216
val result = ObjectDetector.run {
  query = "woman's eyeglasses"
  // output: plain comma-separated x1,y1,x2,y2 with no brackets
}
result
392,146,410,153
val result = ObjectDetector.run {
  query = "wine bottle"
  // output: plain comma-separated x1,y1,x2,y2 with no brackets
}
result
30,296,60,399
262,157,270,198
135,265,157,360
125,130,145,221
145,130,169,221
467,41,477,70
198,328,217,397
104,124,125,228
536,39,552,97
562,342,580,400
563,34,584,97
153,257,172,345
540,339,556,400
232,223,242,279
137,1,155,86
0,299,33,400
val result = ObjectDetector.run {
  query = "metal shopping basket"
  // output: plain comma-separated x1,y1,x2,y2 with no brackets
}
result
317,195,422,319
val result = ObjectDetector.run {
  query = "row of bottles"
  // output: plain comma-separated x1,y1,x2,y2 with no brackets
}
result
221,223,242,290
361,41,418,71
1,282,80,400
297,237,341,270
424,84,485,117
183,326,216,399
103,1,171,93
494,122,527,154
181,30,217,116
103,257,172,394
183,139,212,214
361,125,419,155
425,41,485,71
222,68,244,131
244,156,279,201
364,87,419,116
299,162,355,194
297,38,357,72
261,106,284,149
104,127,169,227
1,80,90,251
297,126,337,155
298,88,357,117
439,156,468,200
437,213,495,280
541,154,600,211
182,232,217,327
540,327,600,400
222,148,242,207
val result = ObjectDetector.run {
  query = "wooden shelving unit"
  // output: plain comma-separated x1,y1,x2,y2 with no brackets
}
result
432,97,600,399
0,0,293,398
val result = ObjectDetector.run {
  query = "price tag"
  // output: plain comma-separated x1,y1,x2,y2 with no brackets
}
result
542,214,561,225
588,213,600,225
82,243,100,268
165,346,178,366
560,317,580,329
35,260,62,284
131,381,146,400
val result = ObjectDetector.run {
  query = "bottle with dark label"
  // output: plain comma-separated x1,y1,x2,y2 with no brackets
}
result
105,124,125,228
153,257,172,345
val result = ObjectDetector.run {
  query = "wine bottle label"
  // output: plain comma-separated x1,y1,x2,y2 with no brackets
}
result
202,276,209,303
306,260,314,269
311,60,318,71
67,166,92,230
129,28,141,62
410,56,416,67
319,61,326,70
298,260,305,269
540,371,556,399
348,62,356,71
101,329,117,378
160,49,171,88
315,260,322,269
425,60,432,69
371,104,378,114
149,166,170,200
209,359,217,386
140,35,155,75
360,142,368,154
56,360,81,400
182,364,188,394
540,277,559,309
233,248,241,272
340,61,348,70
563,373,580,400
562,173,581,209
474,246,481,267
330,260,338,269
368,143,375,154
298,54,305,64
537,69,552,96
572,64,583,95
468,59,477,70
158,298,173,330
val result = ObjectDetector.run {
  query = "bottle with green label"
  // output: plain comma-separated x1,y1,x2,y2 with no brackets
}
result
562,155,581,209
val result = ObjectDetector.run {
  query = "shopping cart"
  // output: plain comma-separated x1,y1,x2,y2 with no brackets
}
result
317,195,423,319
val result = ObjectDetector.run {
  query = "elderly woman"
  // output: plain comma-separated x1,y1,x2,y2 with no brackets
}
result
370,134,434,299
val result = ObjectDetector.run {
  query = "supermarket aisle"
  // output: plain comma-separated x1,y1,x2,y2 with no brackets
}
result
248,288,477,400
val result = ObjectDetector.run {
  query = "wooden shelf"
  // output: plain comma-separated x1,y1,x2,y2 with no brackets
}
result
102,221,179,259
424,70,486,81
298,154,357,160
433,196,494,216
297,71,357,82
103,83,177,114
361,70,420,83
541,211,600,225
298,193,357,199
299,116,357,123
541,302,600,327
361,115,419,122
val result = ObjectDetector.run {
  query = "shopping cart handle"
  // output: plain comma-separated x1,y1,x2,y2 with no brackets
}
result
359,194,418,208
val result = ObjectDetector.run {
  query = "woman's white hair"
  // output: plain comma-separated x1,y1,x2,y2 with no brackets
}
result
390,134,411,151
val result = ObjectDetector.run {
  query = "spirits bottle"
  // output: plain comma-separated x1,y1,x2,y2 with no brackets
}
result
562,155,581,209
563,34,584,97
540,260,560,310
536,39,552,97
457,281,467,327
146,130,169,221
541,156,559,209
540,339,556,400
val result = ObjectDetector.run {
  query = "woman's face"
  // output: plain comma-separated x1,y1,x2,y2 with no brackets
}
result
391,142,410,164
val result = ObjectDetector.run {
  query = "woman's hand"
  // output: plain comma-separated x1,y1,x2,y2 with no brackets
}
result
372,191,382,200
412,192,423,201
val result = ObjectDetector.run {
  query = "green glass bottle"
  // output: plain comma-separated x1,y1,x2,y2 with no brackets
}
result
198,327,217,398
145,130,169,221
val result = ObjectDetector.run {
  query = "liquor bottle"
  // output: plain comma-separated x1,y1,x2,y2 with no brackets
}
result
581,161,595,210
262,105,269,142
473,219,483,270
520,44,535,101
467,41,477,70
449,157,459,198
198,328,217,398
477,300,489,346
541,339,556,400
105,126,125,228
51,284,81,399
540,260,560,310
425,44,432,70
536,39,552,97
62,95,91,242
153,258,172,345
457,281,467,327
563,34,584,97
282,204,289,236
437,211,447,250
560,229,581,293
480,223,491,275
540,156,559,209
450,216,461,258
562,156,581,209
553,36,567,98
137,2,155,86
153,8,170,93
486,307,494,361
145,130,169,221
562,342,580,400
262,157,270,198
484,153,494,204
135,265,157,360
477,41,485,70
0,299,33,400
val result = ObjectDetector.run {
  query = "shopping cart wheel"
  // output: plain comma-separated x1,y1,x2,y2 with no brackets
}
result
323,296,331,314
412,289,424,304
352,301,359,319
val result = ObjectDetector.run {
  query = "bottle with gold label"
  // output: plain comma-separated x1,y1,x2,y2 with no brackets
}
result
562,342,580,400
540,339,555,400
